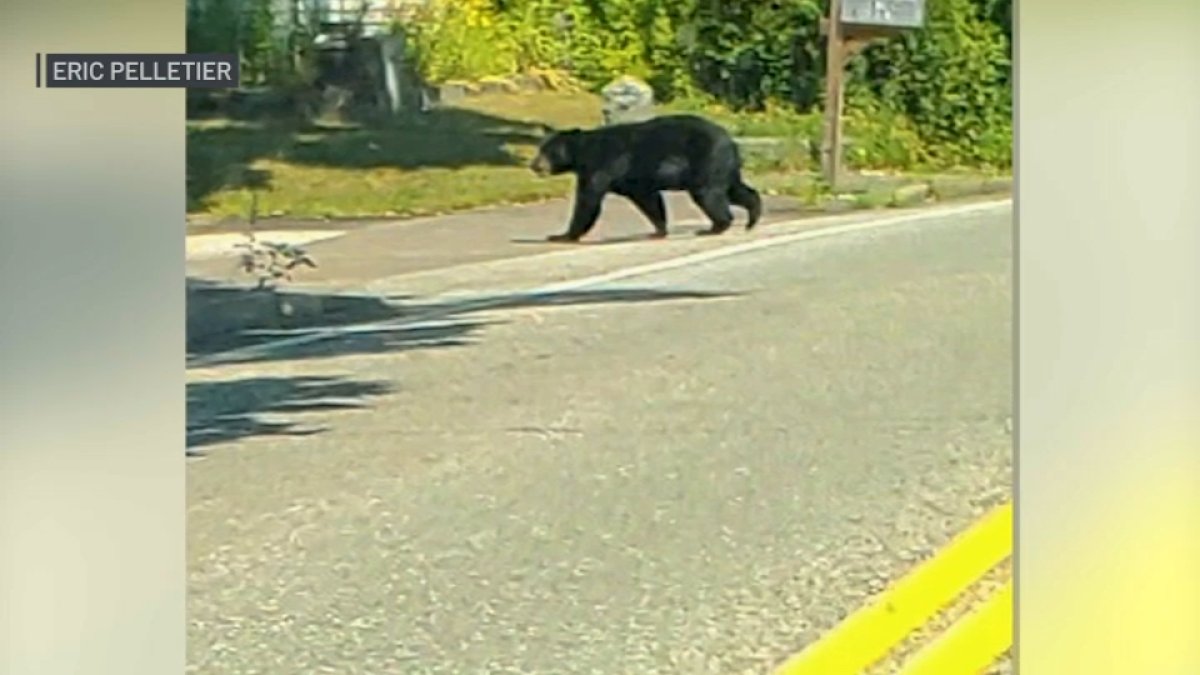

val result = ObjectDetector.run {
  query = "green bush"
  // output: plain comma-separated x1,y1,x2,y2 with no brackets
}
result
285,0,1011,171
842,95,931,170
187,0,293,85
862,0,1012,166
688,0,825,110
399,0,698,99
401,0,522,82
548,0,697,98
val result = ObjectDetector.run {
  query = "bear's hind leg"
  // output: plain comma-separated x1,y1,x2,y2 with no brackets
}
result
728,179,763,229
690,186,735,236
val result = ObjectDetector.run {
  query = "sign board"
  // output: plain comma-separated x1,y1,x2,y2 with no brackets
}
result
840,0,925,30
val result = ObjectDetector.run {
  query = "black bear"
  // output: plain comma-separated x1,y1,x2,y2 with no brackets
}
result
529,114,763,242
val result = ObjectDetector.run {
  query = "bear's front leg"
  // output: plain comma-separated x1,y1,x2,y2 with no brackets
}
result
626,190,669,239
548,182,606,242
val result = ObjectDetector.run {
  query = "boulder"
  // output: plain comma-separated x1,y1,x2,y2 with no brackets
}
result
601,75,655,126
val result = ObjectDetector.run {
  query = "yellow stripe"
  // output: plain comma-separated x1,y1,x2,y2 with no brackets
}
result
896,580,1014,675
774,501,1013,675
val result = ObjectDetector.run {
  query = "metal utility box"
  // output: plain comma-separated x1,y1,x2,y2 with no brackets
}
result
840,0,925,30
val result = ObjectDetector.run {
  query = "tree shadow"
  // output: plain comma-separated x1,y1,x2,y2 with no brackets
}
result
186,280,740,453
186,374,394,455
186,106,553,214
188,277,412,352
187,278,741,368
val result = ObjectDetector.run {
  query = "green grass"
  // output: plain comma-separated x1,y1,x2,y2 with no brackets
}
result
186,90,1009,222
187,91,599,220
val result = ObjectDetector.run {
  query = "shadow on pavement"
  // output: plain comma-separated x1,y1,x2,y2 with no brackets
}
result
188,277,417,356
186,282,738,452
188,279,740,368
186,374,394,456
508,223,713,246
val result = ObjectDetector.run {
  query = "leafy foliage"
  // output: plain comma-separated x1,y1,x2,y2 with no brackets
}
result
188,0,1012,170
187,0,323,86
862,0,1012,166
688,0,826,110
396,0,1010,168
401,0,522,83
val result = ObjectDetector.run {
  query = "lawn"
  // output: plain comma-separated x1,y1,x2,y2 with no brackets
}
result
187,90,1008,222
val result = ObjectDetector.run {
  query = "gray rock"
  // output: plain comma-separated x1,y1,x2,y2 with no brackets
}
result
890,183,932,207
822,196,860,213
477,77,519,94
437,82,471,105
511,73,545,92
601,75,655,126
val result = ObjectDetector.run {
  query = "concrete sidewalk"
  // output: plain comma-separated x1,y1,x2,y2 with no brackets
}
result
185,193,812,287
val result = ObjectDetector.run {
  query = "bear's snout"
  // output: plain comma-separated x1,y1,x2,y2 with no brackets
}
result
530,154,552,176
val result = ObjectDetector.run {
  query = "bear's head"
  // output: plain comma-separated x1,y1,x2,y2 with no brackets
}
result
530,129,582,176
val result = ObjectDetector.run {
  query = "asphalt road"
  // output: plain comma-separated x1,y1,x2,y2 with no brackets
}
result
187,203,1013,674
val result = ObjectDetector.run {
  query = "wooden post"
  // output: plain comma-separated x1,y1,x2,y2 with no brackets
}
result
821,0,845,190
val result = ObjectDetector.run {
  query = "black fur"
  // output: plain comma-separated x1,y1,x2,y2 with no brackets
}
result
530,114,763,242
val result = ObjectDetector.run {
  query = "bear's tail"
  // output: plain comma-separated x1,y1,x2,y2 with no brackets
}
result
729,179,763,229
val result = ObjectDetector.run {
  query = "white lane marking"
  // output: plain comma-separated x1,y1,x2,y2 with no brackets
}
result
189,199,1011,367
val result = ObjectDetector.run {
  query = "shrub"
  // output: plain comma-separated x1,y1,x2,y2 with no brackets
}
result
862,0,1012,166
350,0,1012,170
842,94,931,170
688,0,825,110
187,0,293,85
